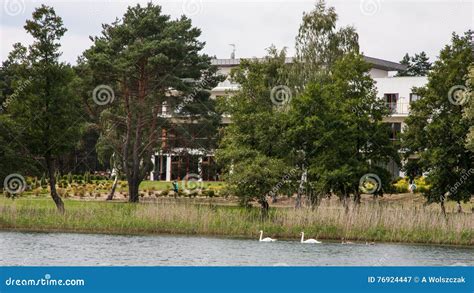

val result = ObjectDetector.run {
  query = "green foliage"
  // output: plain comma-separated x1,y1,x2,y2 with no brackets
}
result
40,174,47,188
205,190,215,198
288,53,398,200
3,5,83,211
84,171,92,184
292,0,359,89
83,3,223,202
8,6,82,160
217,2,397,207
216,48,292,208
464,66,474,151
55,171,61,185
396,51,432,76
402,31,473,204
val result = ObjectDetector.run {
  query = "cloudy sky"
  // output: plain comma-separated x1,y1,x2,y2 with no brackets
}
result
0,0,472,65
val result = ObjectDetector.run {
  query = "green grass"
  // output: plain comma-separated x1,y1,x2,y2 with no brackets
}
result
0,197,472,246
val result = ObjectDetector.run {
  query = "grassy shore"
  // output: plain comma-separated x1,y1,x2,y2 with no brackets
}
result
0,197,472,246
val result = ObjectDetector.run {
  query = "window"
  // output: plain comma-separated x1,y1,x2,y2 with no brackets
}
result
410,93,421,103
388,122,401,140
158,101,169,117
384,93,398,113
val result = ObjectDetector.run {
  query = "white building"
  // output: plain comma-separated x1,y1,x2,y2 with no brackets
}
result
151,56,427,181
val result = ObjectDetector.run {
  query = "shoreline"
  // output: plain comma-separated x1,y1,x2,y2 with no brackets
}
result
1,197,472,247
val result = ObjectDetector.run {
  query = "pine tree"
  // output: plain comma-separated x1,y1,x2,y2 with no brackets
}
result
83,3,222,202
411,51,432,76
7,6,82,212
396,51,432,76
396,53,412,76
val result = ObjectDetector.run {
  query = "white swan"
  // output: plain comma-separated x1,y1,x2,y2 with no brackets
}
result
301,232,321,244
259,230,277,242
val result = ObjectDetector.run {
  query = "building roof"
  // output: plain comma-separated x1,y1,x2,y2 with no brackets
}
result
211,55,406,71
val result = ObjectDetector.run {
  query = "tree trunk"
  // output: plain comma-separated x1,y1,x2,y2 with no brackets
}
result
353,191,361,205
440,199,446,218
455,201,462,213
106,172,119,201
308,190,320,209
128,175,140,203
343,194,350,214
45,153,65,213
259,198,269,219
295,167,306,208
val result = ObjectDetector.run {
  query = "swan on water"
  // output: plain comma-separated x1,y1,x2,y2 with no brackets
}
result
259,230,277,242
300,232,321,244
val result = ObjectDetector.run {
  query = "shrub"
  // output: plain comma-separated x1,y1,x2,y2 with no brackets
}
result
161,190,169,197
206,190,215,198
393,178,409,193
26,177,33,187
414,177,430,193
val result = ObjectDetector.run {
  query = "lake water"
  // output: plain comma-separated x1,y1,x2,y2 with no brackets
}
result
0,231,472,266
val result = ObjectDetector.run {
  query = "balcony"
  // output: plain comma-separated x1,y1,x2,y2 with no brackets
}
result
385,102,410,116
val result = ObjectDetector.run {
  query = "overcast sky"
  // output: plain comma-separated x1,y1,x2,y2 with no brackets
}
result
0,0,472,65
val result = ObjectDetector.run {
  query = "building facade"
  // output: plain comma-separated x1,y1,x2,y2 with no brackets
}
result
151,56,428,181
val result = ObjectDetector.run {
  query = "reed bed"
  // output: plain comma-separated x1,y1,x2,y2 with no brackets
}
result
0,198,472,245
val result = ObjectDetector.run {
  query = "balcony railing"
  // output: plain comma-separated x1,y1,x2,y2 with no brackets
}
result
385,102,410,115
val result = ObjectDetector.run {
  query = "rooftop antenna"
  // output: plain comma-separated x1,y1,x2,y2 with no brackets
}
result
229,44,236,59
